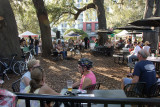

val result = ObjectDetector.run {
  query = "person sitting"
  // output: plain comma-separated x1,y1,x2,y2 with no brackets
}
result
121,49,157,95
124,40,131,48
128,42,141,64
18,66,60,107
20,59,40,92
52,40,57,50
56,40,67,59
116,38,124,49
94,39,99,48
104,39,113,48
143,41,151,55
72,58,96,90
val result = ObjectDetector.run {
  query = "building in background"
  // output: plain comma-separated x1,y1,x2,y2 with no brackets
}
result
55,0,99,39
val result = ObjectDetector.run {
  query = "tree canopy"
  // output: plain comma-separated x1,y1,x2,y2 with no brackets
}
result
10,0,146,34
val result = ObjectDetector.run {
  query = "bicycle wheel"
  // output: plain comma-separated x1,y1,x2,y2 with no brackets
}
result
19,61,27,75
13,61,27,75
0,61,5,80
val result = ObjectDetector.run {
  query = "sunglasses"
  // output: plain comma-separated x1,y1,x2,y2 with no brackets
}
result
32,66,44,71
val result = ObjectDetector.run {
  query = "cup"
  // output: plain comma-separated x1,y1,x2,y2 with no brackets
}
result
67,80,73,92
151,53,154,57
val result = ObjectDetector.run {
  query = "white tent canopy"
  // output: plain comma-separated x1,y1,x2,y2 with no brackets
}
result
115,30,128,37
19,31,38,38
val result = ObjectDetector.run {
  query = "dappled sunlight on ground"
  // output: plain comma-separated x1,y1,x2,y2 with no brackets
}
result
3,50,130,92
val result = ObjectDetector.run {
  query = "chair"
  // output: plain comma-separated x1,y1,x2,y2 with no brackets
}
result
84,82,101,90
12,78,21,92
124,82,146,97
51,49,62,61
147,82,160,97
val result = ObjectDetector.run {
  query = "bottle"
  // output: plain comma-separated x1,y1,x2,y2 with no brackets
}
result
156,50,159,58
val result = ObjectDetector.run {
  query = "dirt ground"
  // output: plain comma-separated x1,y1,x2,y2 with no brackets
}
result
3,50,130,93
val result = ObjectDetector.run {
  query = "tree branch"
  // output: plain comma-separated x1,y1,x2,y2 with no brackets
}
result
74,3,96,20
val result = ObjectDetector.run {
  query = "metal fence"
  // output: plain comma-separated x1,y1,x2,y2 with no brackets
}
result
16,93,160,107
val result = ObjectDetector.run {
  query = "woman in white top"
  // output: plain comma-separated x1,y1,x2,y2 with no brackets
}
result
104,39,113,48
143,41,151,54
20,59,40,92
18,66,60,107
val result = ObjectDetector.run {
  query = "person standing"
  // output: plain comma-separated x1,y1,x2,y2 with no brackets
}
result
29,36,34,55
84,37,89,49
34,37,39,56
143,41,151,54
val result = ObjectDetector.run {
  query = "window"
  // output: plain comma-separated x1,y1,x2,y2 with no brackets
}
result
86,23,91,32
77,0,82,2
95,23,98,30
79,24,83,29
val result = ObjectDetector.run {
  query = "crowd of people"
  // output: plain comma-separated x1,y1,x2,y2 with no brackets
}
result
1,34,160,106
16,58,96,106
19,36,40,56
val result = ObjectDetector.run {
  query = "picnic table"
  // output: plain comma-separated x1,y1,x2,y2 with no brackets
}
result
113,50,130,64
60,89,129,107
92,46,114,56
147,57,160,71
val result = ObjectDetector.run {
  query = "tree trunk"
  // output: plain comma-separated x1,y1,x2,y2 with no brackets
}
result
0,0,21,59
143,0,154,18
143,0,155,50
93,0,107,46
154,0,160,50
32,0,53,57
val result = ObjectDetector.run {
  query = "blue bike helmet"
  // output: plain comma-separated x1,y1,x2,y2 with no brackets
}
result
78,58,93,70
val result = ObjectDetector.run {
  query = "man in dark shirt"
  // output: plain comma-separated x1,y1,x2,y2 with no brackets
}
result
121,49,157,95
34,37,39,56
29,36,34,55
84,37,89,49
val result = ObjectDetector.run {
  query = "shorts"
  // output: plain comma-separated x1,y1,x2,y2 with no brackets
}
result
123,78,132,86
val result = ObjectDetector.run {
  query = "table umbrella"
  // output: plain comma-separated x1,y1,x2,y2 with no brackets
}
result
116,25,152,30
130,17,160,27
68,33,81,37
96,29,114,34
127,32,142,34
64,31,81,37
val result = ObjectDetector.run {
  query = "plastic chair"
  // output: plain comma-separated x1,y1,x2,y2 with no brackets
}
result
12,78,21,92
148,82,160,97
124,82,146,97
84,82,101,90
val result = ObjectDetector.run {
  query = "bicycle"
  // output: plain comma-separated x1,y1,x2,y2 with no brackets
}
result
13,48,35,76
0,54,18,80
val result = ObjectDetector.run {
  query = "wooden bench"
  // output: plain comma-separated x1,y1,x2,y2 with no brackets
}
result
92,46,114,56
113,54,123,64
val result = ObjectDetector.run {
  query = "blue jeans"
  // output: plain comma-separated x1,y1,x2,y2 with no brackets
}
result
128,55,138,63
61,51,67,59
29,45,34,55
35,46,38,55
123,78,132,86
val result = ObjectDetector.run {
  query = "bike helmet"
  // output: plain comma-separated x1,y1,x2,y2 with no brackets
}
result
78,58,93,70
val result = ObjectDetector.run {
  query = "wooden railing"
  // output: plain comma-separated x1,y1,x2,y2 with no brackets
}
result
16,93,160,107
